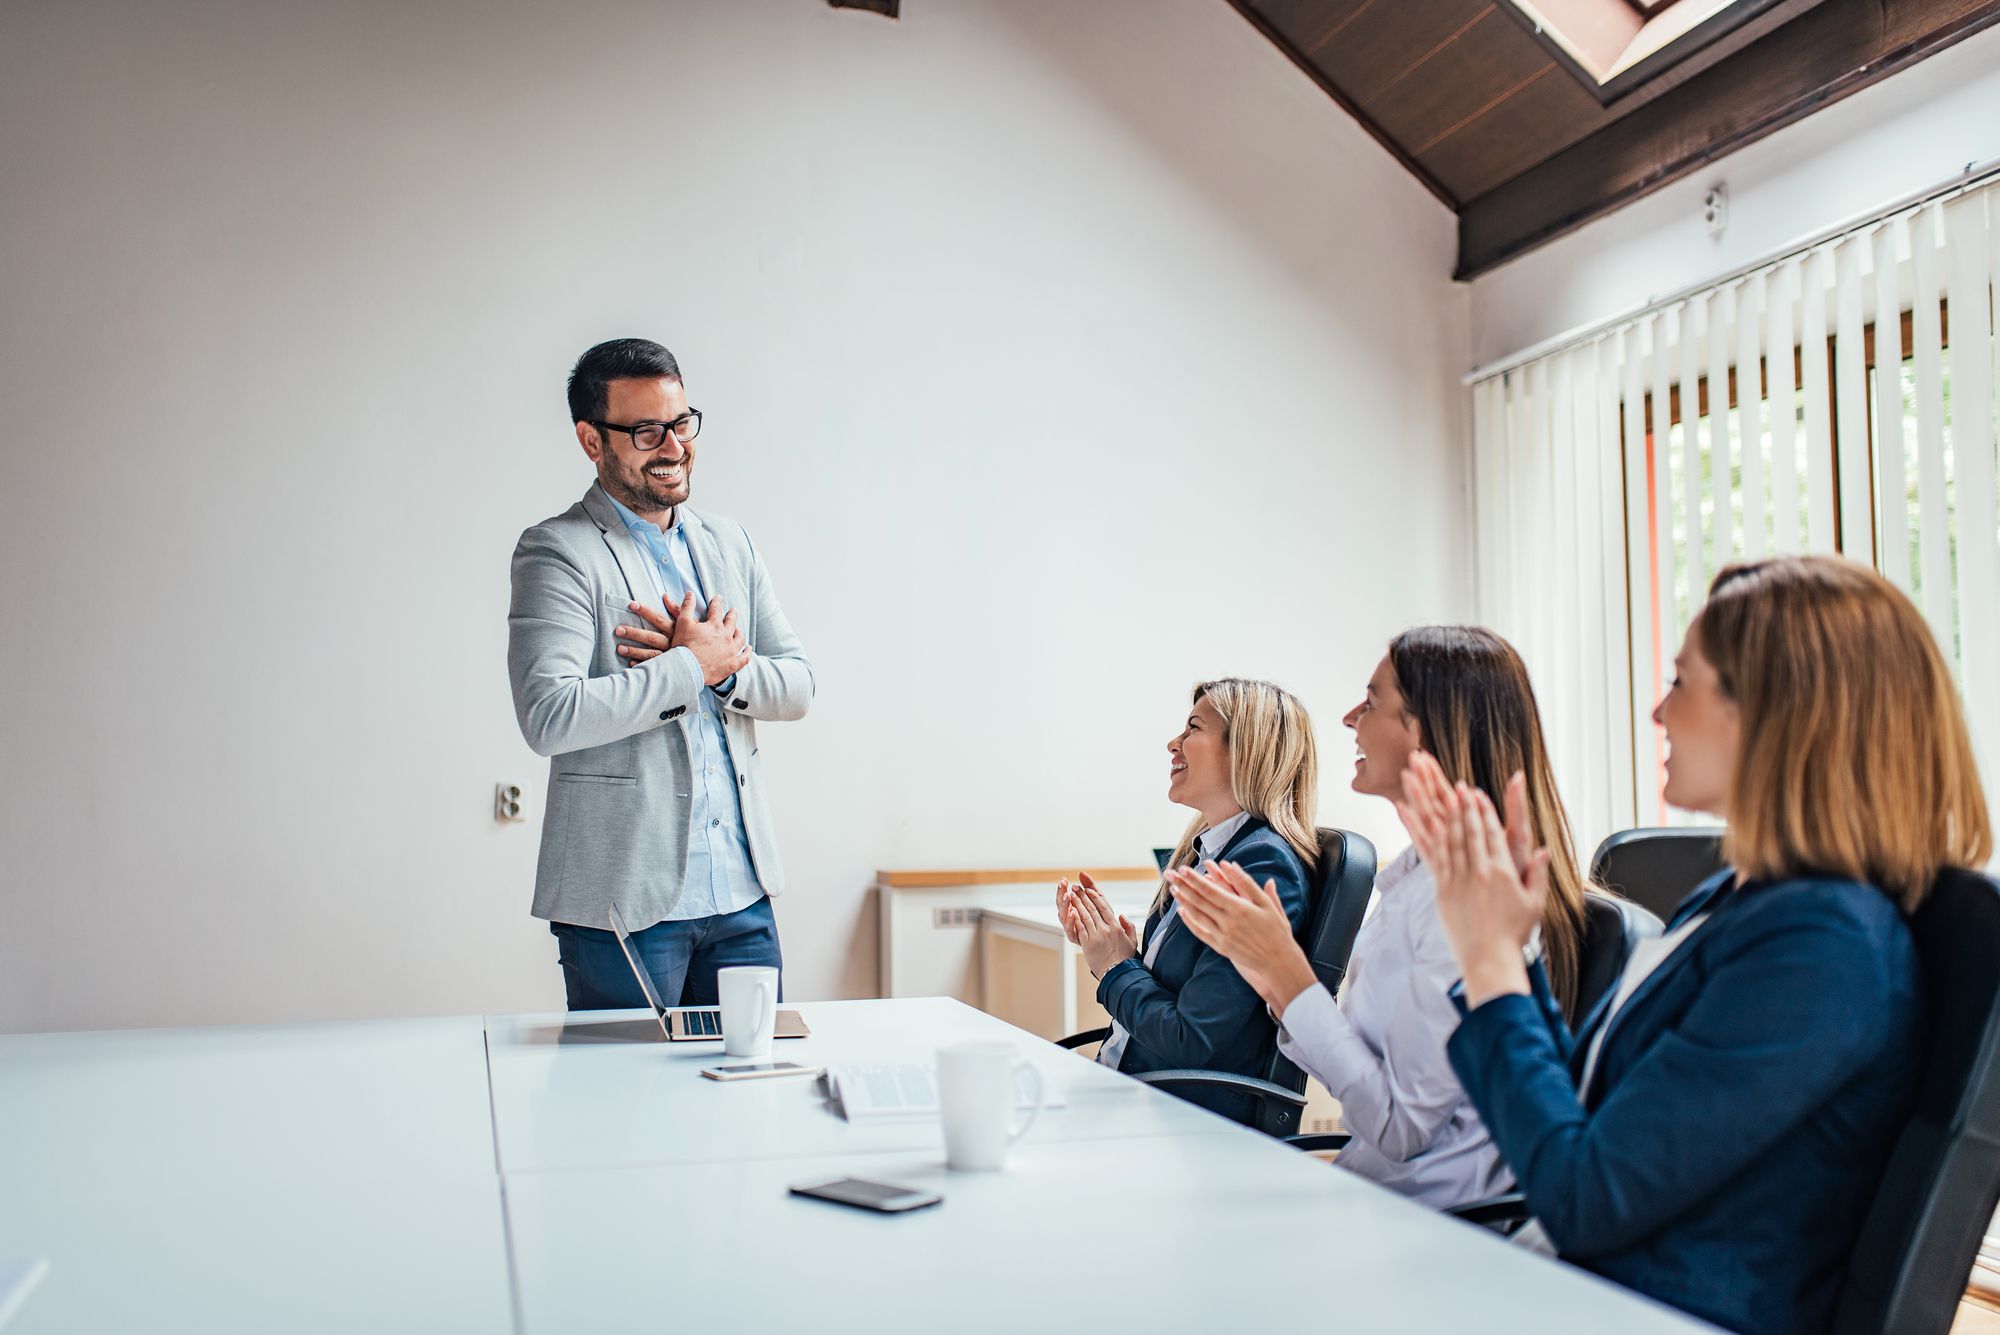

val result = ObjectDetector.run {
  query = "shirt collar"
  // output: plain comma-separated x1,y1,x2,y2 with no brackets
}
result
598,483,682,539
1378,843,1424,892
1195,811,1254,863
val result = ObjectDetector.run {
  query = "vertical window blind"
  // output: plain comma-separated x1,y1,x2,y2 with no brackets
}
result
1470,175,2000,858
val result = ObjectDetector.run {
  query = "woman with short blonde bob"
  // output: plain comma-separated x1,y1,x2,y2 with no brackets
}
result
1168,627,1589,1208
1057,678,1317,1126
1416,555,1991,1335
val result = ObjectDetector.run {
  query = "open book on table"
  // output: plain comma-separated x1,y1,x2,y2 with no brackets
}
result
821,1063,1064,1124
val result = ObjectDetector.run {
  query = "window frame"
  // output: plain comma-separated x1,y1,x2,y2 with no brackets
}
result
1620,302,1950,823
1499,0,1832,106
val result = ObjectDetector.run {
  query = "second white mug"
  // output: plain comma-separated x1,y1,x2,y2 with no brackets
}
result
716,966,778,1058
936,1040,1043,1171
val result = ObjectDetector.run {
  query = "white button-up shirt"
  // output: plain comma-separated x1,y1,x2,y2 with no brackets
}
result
1275,844,1511,1208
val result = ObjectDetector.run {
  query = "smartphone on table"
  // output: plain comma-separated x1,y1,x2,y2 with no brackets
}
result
789,1178,943,1214
700,1061,822,1082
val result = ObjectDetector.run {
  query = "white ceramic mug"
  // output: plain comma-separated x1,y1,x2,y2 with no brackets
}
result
936,1041,1043,1171
716,966,778,1058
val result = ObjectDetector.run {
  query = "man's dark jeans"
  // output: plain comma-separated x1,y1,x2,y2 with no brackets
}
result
550,897,782,1010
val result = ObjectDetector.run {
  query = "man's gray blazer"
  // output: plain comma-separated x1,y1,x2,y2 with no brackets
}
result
508,484,814,930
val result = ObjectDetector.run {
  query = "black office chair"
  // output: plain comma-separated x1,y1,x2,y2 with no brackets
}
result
1590,826,1726,923
1830,867,2000,1335
1448,868,2000,1335
1289,887,1659,1157
1573,889,1664,1021
1057,827,1378,1138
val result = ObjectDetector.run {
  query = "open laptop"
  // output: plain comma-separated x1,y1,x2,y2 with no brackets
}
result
608,904,811,1042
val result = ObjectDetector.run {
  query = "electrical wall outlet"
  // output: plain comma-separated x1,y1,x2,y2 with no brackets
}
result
495,782,528,824
931,907,982,929
1703,184,1728,238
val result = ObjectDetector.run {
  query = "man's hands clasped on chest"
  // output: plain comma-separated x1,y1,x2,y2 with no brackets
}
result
615,593,752,686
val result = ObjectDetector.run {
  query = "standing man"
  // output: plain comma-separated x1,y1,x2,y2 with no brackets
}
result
508,338,813,1010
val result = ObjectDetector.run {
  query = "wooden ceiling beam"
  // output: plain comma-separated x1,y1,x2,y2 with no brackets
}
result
1455,0,2000,278
1226,0,1462,209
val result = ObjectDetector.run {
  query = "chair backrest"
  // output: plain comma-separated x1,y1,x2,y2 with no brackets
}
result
1252,827,1377,1135
1572,890,1664,1022
1302,827,1379,997
1590,826,1727,923
1831,868,2000,1335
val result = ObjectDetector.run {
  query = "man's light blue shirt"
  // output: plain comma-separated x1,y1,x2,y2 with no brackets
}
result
604,488,765,922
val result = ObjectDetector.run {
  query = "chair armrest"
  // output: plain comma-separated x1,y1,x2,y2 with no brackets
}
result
1129,1070,1307,1114
1284,1132,1351,1153
1445,1192,1530,1230
1056,1028,1111,1051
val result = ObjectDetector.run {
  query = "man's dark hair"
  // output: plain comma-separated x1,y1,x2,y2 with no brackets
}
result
567,338,681,424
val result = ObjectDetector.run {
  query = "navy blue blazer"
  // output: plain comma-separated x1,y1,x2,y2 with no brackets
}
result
1446,872,1923,1335
1097,818,1311,1125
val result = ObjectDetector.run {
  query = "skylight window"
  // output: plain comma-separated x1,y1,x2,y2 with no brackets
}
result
1504,0,1824,104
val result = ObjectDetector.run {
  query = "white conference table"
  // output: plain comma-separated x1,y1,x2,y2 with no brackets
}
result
483,996,1230,1173
0,997,1718,1334
0,1017,514,1334
508,1136,1688,1334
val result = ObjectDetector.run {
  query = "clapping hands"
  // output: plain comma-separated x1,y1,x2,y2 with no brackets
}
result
1057,873,1138,979
1396,751,1544,1006
1166,861,1318,1014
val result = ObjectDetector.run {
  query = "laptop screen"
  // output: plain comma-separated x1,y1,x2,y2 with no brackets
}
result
607,905,669,1016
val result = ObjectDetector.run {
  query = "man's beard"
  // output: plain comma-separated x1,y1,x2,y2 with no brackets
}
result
604,459,689,513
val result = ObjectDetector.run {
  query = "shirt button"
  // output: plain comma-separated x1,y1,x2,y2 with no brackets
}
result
711,818,722,828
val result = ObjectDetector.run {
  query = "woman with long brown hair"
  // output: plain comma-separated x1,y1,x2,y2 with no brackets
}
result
1168,626,1587,1208
1412,555,1991,1335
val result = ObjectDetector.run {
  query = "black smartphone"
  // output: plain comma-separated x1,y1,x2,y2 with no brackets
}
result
789,1177,943,1214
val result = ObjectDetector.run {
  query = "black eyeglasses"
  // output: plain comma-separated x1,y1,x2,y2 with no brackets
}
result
591,410,702,450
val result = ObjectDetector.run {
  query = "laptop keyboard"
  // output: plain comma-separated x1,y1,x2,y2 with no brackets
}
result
681,1008,722,1036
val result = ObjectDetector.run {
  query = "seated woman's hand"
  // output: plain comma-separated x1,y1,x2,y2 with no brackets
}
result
1397,751,1543,1006
1056,879,1083,945
1055,872,1106,946
1167,861,1318,1015
1066,883,1138,979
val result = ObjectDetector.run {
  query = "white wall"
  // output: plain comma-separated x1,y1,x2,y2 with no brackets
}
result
0,0,1469,1034
1470,22,2000,367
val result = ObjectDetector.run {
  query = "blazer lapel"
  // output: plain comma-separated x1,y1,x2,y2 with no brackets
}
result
1214,821,1263,863
1568,870,1737,1083
1662,871,1735,932
1147,819,1262,961
580,484,658,607
1563,970,1614,1073
677,508,749,635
